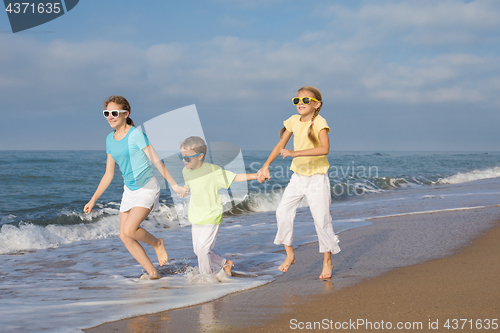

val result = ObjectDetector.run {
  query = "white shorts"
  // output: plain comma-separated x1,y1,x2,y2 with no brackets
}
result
120,176,160,213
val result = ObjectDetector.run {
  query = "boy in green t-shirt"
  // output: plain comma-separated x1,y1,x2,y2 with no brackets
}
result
180,136,258,276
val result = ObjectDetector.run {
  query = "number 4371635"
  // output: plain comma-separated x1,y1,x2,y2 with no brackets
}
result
6,3,61,14
444,319,498,330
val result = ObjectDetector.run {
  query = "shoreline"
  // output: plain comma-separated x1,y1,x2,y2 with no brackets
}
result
85,205,500,332
240,214,500,332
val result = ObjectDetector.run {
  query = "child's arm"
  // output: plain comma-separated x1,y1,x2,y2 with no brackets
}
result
143,144,189,197
84,154,115,213
233,173,258,182
281,128,329,158
257,130,293,182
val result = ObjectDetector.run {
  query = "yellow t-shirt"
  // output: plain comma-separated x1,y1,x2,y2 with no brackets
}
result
284,114,330,176
182,163,236,225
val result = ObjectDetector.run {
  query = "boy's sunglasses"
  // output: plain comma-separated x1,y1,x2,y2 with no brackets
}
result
178,152,202,163
292,97,318,105
103,110,128,118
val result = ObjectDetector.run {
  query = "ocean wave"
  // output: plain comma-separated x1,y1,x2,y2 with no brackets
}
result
6,170,492,254
1,176,424,226
0,191,289,254
0,205,184,254
365,152,391,157
0,218,120,254
235,190,307,213
436,167,500,185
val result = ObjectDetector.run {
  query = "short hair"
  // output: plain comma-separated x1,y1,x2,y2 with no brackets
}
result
180,136,207,161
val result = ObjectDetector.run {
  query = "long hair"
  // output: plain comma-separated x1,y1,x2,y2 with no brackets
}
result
280,86,323,146
103,95,135,126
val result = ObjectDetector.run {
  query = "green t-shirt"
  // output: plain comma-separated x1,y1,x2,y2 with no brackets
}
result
182,163,237,225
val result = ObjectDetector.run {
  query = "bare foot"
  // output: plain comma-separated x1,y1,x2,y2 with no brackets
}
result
154,238,168,266
319,260,333,279
278,256,296,273
223,260,234,276
140,271,160,280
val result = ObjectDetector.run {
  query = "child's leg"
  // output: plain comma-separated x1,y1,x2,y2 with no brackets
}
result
306,174,340,278
275,173,305,246
307,174,340,254
222,259,233,276
320,252,333,279
275,173,304,272
278,245,296,273
205,226,232,275
192,224,226,275
120,207,167,278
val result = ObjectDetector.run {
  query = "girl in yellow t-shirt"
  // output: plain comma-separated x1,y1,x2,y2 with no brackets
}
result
257,86,340,279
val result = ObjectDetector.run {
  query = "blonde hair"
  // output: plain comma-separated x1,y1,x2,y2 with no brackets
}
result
280,86,323,146
103,95,134,126
180,136,207,161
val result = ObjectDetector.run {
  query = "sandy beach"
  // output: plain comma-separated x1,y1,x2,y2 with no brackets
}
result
85,205,500,332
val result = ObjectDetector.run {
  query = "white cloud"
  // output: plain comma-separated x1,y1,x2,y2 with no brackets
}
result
359,0,500,28
1,0,500,150
1,0,500,119
321,0,500,46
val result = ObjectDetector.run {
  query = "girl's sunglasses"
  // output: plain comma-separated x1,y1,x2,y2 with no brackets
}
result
292,97,318,105
103,110,128,118
178,152,202,163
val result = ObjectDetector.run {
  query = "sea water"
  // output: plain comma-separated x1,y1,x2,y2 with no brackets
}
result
1,150,500,332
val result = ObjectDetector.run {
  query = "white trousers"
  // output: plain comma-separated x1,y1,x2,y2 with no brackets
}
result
192,224,226,275
274,173,340,254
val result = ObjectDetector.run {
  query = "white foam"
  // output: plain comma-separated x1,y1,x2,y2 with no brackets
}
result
367,205,494,220
0,216,121,254
437,166,500,184
0,240,273,332
185,266,232,284
245,191,307,212
0,202,190,254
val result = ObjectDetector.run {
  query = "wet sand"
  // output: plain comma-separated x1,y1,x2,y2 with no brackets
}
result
85,205,500,332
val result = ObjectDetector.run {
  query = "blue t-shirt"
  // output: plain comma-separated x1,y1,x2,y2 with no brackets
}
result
106,126,153,191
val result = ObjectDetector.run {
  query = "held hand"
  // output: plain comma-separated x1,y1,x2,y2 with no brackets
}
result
83,201,95,214
280,149,296,158
256,167,270,184
173,184,189,197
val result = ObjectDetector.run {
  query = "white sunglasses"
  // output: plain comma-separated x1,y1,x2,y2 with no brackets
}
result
103,110,128,118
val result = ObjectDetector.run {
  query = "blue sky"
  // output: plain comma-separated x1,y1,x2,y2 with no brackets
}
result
1,0,499,151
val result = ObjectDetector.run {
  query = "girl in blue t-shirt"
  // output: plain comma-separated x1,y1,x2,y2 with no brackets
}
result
84,95,188,279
